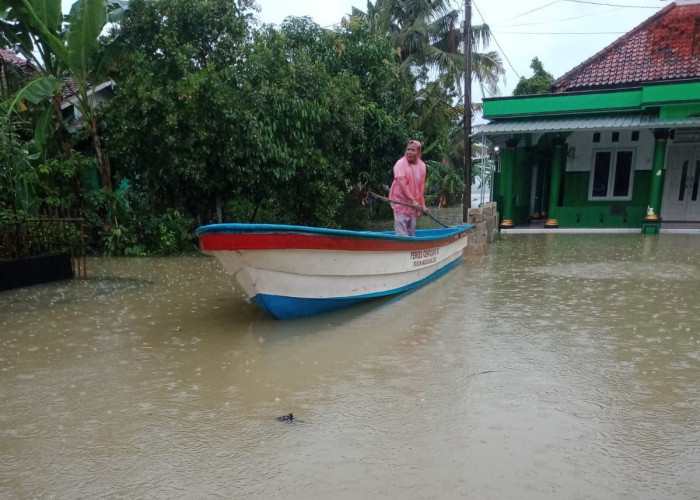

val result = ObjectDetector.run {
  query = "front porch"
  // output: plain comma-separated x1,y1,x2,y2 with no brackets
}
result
501,218,700,234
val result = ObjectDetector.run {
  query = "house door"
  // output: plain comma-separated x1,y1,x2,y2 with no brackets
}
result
661,146,700,221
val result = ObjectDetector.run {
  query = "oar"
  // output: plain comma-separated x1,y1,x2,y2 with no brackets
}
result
368,192,450,228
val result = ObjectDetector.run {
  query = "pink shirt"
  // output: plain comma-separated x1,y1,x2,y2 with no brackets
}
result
388,156,426,215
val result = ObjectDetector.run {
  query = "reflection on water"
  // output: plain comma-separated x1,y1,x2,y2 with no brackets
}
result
1,235,699,499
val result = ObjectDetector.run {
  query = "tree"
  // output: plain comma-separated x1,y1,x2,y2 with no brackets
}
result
353,0,505,198
353,1,504,107
103,5,415,230
513,57,553,96
230,23,347,225
102,0,254,224
0,115,34,222
1,0,126,189
281,16,413,200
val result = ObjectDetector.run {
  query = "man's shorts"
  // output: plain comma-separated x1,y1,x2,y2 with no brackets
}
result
394,213,417,236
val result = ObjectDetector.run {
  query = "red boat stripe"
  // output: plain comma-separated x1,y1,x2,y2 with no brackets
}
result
199,232,468,252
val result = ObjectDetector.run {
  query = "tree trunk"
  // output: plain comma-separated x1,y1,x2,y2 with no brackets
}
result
53,95,72,159
90,116,112,191
250,201,261,223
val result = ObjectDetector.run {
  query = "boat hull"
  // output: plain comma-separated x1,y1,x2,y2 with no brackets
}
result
196,223,472,319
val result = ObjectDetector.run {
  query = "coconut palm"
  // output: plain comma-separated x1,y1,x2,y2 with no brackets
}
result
353,0,504,196
353,0,504,99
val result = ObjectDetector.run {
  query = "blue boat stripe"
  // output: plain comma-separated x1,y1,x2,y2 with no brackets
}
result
252,257,463,319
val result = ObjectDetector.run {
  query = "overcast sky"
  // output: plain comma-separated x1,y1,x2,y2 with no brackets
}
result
254,0,671,101
59,0,671,104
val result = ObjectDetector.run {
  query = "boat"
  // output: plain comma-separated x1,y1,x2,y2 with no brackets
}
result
196,223,472,319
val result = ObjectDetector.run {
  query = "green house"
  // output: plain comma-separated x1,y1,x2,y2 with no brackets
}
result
480,0,700,232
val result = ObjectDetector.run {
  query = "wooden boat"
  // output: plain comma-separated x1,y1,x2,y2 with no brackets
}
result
196,223,472,319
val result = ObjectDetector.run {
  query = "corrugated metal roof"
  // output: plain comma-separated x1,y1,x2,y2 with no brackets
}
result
476,114,700,136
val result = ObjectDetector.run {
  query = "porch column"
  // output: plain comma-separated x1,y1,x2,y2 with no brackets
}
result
545,137,566,228
532,149,544,219
645,129,669,221
541,154,551,218
500,139,518,228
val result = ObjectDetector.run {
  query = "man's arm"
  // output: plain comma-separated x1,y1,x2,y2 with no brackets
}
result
417,163,428,212
396,175,418,206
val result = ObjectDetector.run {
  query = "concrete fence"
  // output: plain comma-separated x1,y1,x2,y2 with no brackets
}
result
464,202,499,255
393,202,500,254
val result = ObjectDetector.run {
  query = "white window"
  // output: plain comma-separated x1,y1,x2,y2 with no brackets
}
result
589,149,635,200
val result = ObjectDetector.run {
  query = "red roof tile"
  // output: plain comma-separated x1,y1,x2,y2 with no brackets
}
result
552,2,700,92
0,48,34,70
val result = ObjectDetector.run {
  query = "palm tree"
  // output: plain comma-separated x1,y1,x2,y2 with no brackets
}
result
353,0,504,194
353,0,504,100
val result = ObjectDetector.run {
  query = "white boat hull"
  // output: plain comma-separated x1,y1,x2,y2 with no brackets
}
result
197,224,472,318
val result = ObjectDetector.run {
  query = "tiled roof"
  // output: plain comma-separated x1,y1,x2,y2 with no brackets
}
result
61,78,80,99
0,49,37,99
1,48,25,67
552,2,700,92
0,48,34,71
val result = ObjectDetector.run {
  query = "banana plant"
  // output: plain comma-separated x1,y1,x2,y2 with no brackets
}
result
1,0,128,190
425,158,464,207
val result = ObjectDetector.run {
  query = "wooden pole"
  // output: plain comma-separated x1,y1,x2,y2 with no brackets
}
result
462,0,472,222
368,192,451,228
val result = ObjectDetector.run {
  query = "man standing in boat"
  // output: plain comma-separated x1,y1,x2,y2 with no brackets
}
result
389,140,429,236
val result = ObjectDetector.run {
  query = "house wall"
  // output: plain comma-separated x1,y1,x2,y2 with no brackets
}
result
565,129,655,173
483,82,700,120
491,129,660,227
492,171,503,220
662,103,700,120
492,148,534,225
484,88,643,117
512,148,533,225
521,128,655,228
558,170,652,227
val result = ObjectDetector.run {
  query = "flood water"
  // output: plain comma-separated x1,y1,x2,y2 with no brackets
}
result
1,234,699,499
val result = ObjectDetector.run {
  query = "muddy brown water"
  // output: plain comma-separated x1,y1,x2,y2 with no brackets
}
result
1,233,698,499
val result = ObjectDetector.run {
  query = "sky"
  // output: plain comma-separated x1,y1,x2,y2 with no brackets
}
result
56,0,671,109
253,0,671,103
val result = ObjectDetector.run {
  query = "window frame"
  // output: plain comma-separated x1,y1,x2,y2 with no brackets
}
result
588,147,636,201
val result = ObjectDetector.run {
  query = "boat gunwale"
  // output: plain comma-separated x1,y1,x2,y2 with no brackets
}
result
196,223,472,244
198,224,471,252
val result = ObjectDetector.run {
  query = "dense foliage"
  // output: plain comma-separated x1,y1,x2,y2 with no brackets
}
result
1,0,505,255
513,57,554,96
100,0,423,245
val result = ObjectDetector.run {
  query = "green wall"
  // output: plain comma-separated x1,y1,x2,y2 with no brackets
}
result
661,103,700,120
492,148,533,225
512,149,532,225
642,82,700,107
483,81,700,119
483,89,642,118
555,170,653,227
